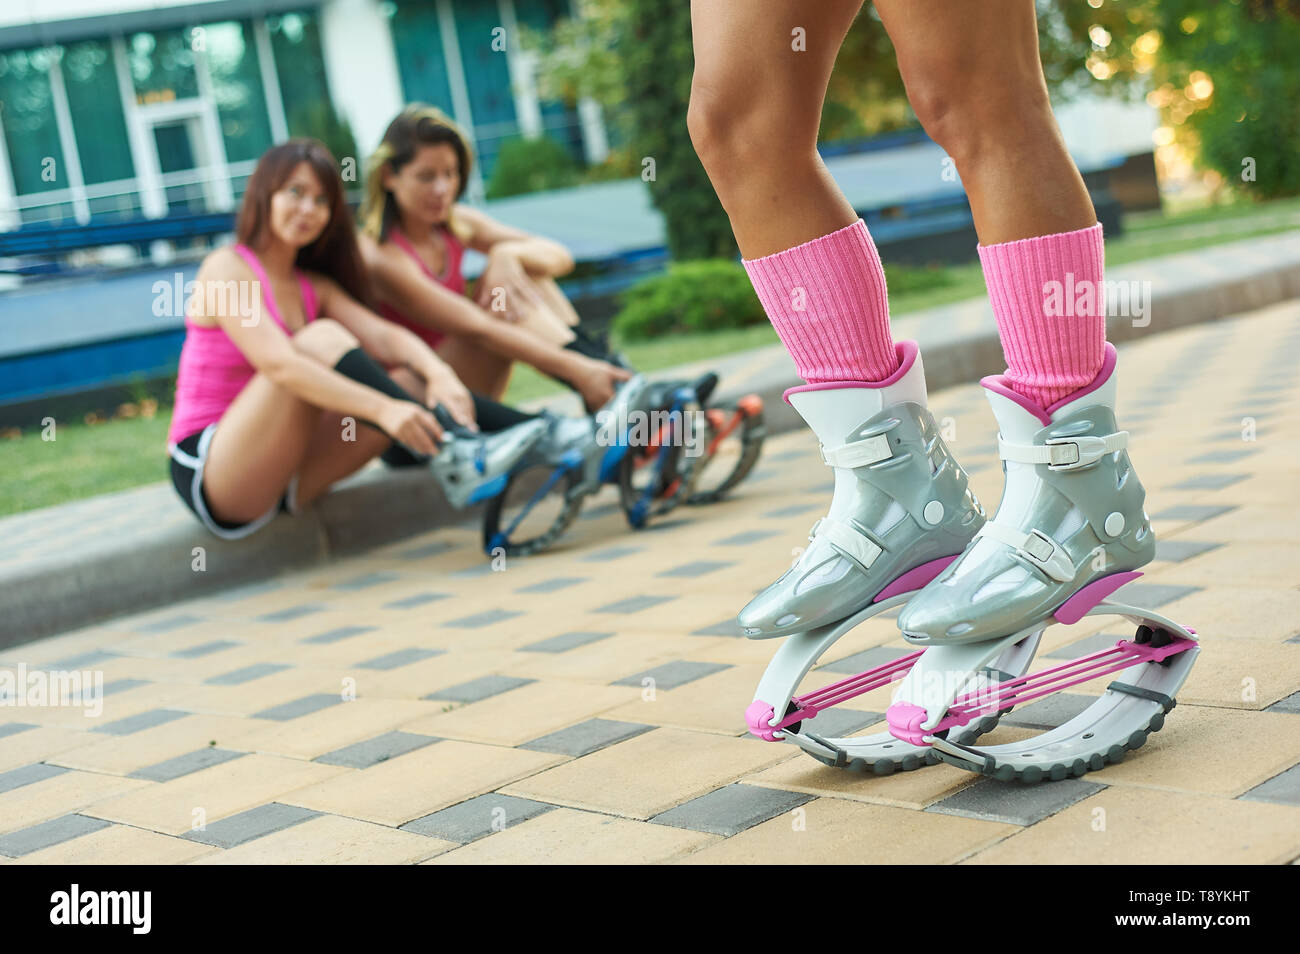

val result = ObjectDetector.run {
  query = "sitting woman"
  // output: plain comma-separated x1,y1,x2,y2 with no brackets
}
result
358,104,631,418
166,138,554,540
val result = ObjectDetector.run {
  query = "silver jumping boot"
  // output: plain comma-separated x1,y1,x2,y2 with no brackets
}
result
898,342,1156,645
737,341,986,638
431,417,549,509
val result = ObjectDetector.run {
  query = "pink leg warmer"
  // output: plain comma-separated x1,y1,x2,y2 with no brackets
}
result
978,221,1106,408
741,218,899,384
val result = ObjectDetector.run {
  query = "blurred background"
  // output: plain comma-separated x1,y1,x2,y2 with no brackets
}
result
1,0,1297,515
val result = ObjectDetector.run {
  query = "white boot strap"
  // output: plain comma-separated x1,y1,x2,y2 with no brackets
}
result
820,433,892,469
810,517,884,574
975,522,1075,583
997,431,1127,471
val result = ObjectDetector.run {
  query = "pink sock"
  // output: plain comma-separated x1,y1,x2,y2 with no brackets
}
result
741,218,899,384
978,222,1106,408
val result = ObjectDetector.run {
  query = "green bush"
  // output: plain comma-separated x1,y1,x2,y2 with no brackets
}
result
485,135,581,198
882,263,960,295
612,260,765,340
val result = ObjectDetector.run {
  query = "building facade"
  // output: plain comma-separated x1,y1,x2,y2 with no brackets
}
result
0,0,610,230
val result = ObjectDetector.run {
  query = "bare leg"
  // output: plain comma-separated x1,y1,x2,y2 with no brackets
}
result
688,0,866,258
436,336,514,402
873,0,1095,243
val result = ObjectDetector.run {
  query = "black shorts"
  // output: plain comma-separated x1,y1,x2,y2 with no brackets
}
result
168,423,296,540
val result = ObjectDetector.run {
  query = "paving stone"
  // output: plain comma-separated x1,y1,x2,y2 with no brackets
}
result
715,528,785,544
195,814,445,864
514,577,587,594
1151,504,1237,523
0,813,110,857
657,560,735,578
520,718,654,757
135,614,203,634
1186,448,1260,464
95,708,189,736
1239,763,1300,806
399,541,458,559
999,692,1097,730
762,504,821,519
1154,540,1224,563
383,592,449,610
1046,631,1129,659
650,783,813,837
613,660,730,691
425,675,534,704
0,724,35,739
690,618,742,637
521,631,614,653
579,502,620,521
129,747,246,782
302,625,375,645
182,802,320,849
927,777,1104,826
315,731,439,769
820,646,913,675
257,603,325,623
332,571,401,590
0,762,67,795
400,793,556,843
46,650,120,668
594,594,675,614
357,647,445,670
101,678,150,696
1113,582,1203,609
253,693,342,721
1266,691,1300,714
782,707,883,739
579,545,643,562
206,662,291,685
1171,473,1249,491
172,640,240,659
442,608,523,628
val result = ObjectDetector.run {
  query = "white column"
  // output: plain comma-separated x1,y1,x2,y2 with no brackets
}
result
253,17,290,143
0,111,19,230
192,45,235,210
436,0,486,203
319,0,405,158
45,48,91,224
499,0,541,138
111,33,166,219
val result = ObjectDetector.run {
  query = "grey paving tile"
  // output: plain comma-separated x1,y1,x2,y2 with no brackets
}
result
449,562,499,579
302,625,376,645
257,603,325,623
252,693,342,721
399,540,459,559
205,662,291,686
1154,540,1224,563
715,528,784,545
594,594,675,614
515,577,588,594
793,707,885,739
1170,473,1249,491
0,723,36,739
134,613,203,634
172,640,240,659
383,592,450,610
0,814,111,858
927,777,1103,826
1112,582,1202,610
1185,448,1260,465
1265,692,1300,714
760,505,820,520
129,747,246,782
442,608,524,628
579,545,643,562
1239,763,1300,806
613,660,730,691
820,646,913,675
579,502,621,521
520,718,654,757
651,784,813,837
0,762,67,795
425,675,534,704
804,481,835,495
315,731,439,768
356,647,445,670
46,650,120,669
999,692,1098,730
691,618,742,637
332,571,401,591
657,560,735,578
521,631,615,653
101,678,149,696
400,793,555,843
1046,631,1130,660
1152,504,1236,523
95,708,188,736
182,802,320,849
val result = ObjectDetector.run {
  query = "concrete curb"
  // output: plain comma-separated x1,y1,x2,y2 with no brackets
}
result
4,230,1299,649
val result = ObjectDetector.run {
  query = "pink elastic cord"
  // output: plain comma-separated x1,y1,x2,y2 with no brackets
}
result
978,222,1106,408
742,218,899,384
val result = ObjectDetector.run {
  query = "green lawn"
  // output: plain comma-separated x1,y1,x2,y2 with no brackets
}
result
2,195,1296,518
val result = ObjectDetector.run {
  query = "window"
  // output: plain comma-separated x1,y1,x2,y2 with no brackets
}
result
202,20,273,164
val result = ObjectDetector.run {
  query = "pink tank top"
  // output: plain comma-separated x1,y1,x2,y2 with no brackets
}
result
376,225,466,351
167,243,319,445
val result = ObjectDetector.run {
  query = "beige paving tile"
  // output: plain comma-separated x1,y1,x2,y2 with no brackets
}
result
602,663,789,736
429,807,717,865
46,714,267,775
501,633,725,683
962,787,1300,864
17,824,218,865
81,753,348,836
350,649,521,700
400,681,637,746
0,770,151,836
1176,638,1299,709
1148,585,1300,643
0,725,95,772
210,699,440,760
680,795,1016,864
500,727,794,820
280,740,563,826
193,813,451,864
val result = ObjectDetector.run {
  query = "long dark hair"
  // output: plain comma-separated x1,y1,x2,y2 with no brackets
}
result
236,138,371,305
361,104,473,244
